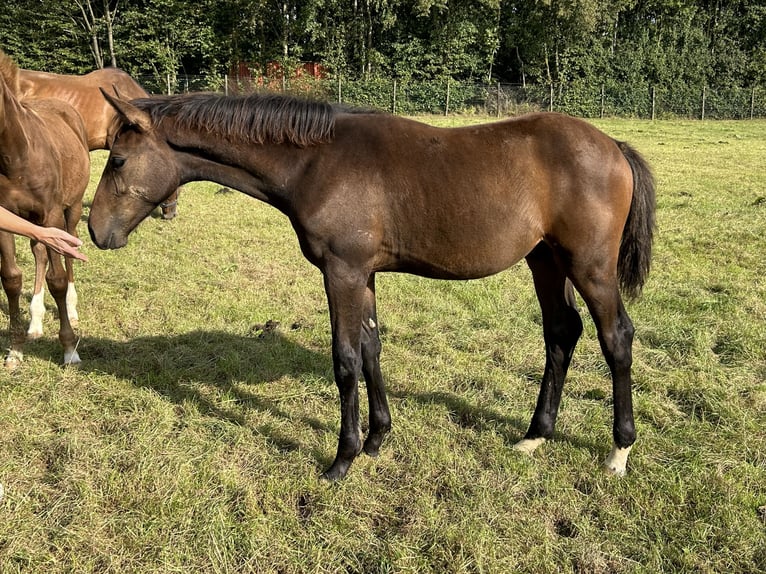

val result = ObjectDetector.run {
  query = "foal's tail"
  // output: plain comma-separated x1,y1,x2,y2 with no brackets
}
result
616,141,656,299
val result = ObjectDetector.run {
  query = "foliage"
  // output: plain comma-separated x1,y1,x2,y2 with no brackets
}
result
0,0,763,106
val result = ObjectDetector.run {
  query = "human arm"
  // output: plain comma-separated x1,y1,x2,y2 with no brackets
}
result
0,206,87,262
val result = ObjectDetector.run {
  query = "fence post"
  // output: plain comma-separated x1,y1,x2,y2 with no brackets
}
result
751,87,755,120
600,84,605,118
224,75,228,96
166,73,171,95
445,78,450,116
496,82,501,117
701,86,706,120
338,76,342,104
392,79,397,114
549,83,554,112
651,86,656,121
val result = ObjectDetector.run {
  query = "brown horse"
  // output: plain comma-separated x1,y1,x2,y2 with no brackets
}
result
18,67,180,220
0,51,90,366
88,92,655,481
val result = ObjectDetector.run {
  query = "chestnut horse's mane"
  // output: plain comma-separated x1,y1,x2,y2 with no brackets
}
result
0,50,19,94
131,92,342,147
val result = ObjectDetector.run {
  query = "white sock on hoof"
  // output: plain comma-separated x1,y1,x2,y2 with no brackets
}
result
604,444,632,477
66,282,79,324
63,349,81,366
513,437,546,455
28,290,46,338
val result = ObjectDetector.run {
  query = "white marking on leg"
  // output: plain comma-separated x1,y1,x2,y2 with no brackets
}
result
27,289,45,338
63,348,81,366
66,282,79,326
604,444,632,477
4,349,23,369
368,317,376,329
513,437,546,455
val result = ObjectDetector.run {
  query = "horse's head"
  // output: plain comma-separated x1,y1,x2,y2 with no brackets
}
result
88,91,180,249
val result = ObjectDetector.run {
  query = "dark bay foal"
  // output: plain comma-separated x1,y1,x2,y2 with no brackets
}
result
87,91,655,480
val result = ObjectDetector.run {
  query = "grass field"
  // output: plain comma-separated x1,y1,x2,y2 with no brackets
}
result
0,116,764,573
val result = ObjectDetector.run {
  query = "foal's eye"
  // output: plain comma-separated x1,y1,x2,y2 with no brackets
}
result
111,157,126,169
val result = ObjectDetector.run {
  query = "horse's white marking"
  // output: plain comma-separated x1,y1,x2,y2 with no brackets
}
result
63,348,81,366
27,289,45,338
128,185,150,200
368,318,376,329
4,349,23,368
604,444,632,477
513,437,546,455
66,282,79,325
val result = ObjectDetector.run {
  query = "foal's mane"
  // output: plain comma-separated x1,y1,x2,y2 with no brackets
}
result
132,92,339,147
0,50,20,95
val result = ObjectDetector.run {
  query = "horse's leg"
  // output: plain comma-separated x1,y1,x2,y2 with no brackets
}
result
515,243,583,455
42,237,80,366
0,232,25,367
27,241,49,339
63,204,82,327
569,263,636,476
160,187,180,220
320,262,369,481
360,274,391,457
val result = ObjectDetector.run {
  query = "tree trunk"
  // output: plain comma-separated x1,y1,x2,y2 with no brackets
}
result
104,0,117,67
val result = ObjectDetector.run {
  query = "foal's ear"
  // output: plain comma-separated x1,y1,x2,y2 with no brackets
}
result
100,87,152,133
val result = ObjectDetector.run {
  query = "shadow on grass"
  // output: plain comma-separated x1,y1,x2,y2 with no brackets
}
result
19,329,608,468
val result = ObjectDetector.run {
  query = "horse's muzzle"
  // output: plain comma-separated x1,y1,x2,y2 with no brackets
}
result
88,223,127,250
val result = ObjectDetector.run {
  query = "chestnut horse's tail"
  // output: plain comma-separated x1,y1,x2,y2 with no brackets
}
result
616,141,656,299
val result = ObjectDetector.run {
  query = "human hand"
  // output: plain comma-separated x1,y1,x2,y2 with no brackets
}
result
37,227,88,261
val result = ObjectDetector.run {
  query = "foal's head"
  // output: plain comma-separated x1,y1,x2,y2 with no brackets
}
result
88,92,179,249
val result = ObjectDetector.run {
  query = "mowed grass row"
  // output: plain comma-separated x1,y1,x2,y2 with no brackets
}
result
0,117,764,573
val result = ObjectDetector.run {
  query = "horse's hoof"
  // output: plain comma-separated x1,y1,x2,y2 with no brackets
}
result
603,445,632,477
363,432,387,457
63,350,82,367
4,350,23,370
513,437,546,456
26,327,43,340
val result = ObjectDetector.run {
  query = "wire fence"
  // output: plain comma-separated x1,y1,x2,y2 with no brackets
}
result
134,74,766,120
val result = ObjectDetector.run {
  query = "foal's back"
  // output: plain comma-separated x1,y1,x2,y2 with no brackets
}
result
325,112,633,280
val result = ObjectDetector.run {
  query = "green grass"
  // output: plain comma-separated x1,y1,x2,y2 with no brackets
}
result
1,118,765,573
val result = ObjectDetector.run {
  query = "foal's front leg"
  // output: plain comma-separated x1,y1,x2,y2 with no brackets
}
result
45,248,81,366
321,266,369,482
27,241,49,339
0,232,25,367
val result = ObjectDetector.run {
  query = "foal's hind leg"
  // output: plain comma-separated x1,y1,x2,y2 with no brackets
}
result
360,274,391,457
569,265,636,476
515,243,583,455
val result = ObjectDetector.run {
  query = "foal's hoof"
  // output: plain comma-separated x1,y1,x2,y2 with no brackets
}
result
26,327,43,340
4,350,23,370
603,445,632,477
363,432,387,457
62,350,82,368
319,465,348,483
513,437,546,456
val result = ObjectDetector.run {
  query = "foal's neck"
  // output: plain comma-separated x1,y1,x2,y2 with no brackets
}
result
172,128,310,211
